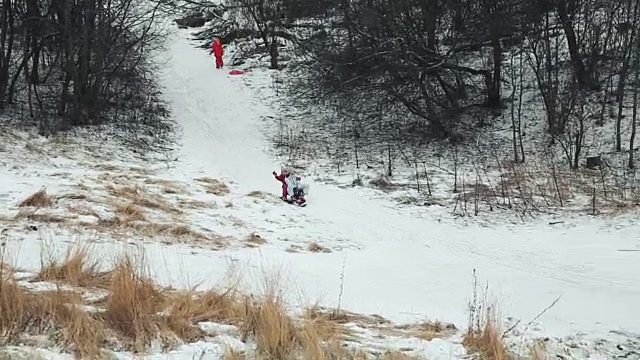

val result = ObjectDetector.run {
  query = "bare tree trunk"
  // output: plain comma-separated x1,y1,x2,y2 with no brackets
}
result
510,52,519,162
0,0,15,106
615,0,640,152
557,0,595,89
630,63,639,169
517,44,526,162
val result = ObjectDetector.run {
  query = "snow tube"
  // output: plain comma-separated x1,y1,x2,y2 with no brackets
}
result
228,69,245,75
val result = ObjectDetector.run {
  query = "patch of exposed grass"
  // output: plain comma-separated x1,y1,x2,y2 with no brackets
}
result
0,265,107,358
101,255,168,352
308,242,332,253
395,320,458,341
161,288,242,343
240,290,299,358
18,188,54,208
35,242,111,288
307,307,390,328
131,222,226,245
44,289,109,358
245,233,267,247
105,185,181,215
1,241,542,360
115,203,146,223
177,198,215,209
463,307,514,360
222,348,245,360
94,163,121,172
13,208,70,224
195,177,230,196
145,178,188,195
463,283,515,360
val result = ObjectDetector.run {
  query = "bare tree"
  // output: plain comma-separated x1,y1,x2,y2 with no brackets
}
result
0,0,172,150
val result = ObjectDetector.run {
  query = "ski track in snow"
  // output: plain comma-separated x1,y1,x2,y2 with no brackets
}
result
156,28,640,342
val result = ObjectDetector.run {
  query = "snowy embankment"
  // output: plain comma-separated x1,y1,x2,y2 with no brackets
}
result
0,25,637,359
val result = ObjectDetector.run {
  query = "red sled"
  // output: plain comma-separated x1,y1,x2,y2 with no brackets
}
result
228,69,245,75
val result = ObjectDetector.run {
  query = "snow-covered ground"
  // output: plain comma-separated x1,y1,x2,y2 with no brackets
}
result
0,24,639,359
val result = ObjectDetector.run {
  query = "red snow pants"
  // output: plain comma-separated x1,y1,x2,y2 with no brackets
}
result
215,55,223,68
281,183,288,199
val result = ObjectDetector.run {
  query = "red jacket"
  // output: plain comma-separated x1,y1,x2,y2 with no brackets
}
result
273,172,287,185
212,39,223,58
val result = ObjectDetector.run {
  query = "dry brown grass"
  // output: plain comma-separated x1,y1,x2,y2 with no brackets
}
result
240,291,299,358
18,188,54,207
13,208,69,223
395,320,458,341
308,242,332,253
177,198,216,209
307,307,391,328
94,163,121,172
35,242,111,288
101,255,168,352
0,271,48,341
3,243,537,360
222,348,246,359
463,304,514,360
115,203,146,223
527,340,548,360
245,233,267,247
0,266,108,358
105,185,181,215
44,289,109,358
246,191,274,201
66,204,101,218
195,177,230,196
145,178,188,195
39,262,429,360
131,222,226,246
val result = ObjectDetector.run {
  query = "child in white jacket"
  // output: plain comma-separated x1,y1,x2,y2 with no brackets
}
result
285,175,309,204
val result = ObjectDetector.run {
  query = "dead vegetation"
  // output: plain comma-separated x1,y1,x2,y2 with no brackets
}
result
247,190,268,198
245,232,267,247
105,185,182,215
13,208,69,223
195,177,230,196
308,242,332,253
463,307,513,360
307,306,457,343
102,255,169,352
144,178,188,195
177,198,216,209
4,178,231,248
395,320,458,341
36,242,111,288
0,243,467,360
463,274,515,360
18,188,54,208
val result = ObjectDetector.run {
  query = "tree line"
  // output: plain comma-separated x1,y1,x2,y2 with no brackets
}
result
0,0,173,150
198,0,640,169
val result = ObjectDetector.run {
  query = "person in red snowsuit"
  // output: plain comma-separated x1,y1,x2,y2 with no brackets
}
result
210,37,224,69
273,167,289,200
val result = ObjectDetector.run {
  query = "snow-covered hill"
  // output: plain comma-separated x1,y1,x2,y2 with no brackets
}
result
0,25,637,359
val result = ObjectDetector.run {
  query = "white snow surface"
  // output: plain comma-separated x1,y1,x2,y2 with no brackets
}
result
0,25,639,359
158,27,640,338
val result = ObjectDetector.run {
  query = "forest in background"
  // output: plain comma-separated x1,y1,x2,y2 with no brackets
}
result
184,0,640,216
0,0,176,151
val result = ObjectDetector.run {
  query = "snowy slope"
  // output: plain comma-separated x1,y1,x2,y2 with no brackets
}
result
157,28,640,339
0,24,638,359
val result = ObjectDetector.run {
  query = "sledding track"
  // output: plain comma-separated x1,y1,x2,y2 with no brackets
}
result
158,28,640,341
